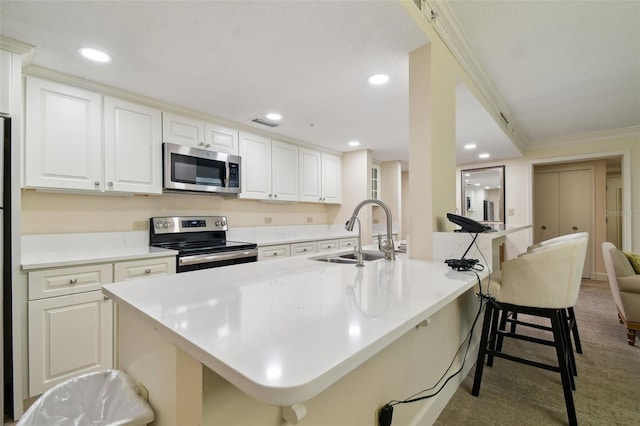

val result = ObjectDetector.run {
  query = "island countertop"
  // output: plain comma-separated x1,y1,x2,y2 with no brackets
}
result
102,251,484,406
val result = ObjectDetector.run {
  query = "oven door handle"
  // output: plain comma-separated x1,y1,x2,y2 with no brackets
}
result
178,249,258,266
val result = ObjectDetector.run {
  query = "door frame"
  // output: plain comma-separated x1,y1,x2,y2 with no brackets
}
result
527,150,632,279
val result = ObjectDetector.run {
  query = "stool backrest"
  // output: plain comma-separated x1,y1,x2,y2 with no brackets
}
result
501,233,589,308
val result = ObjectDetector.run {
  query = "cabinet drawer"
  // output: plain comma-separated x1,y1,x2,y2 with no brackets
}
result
258,245,290,261
28,264,113,301
113,256,176,282
290,241,317,256
318,240,338,251
339,238,358,249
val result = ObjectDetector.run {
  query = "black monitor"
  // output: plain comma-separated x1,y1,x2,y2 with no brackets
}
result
446,213,489,233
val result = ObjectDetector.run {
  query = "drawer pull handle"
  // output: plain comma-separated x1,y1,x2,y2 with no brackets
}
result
69,278,78,285
103,296,110,301
145,269,152,274
273,252,278,256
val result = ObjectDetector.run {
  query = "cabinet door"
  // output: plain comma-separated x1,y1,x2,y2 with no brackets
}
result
113,256,176,282
204,123,239,155
0,49,12,114
28,291,113,396
321,153,342,204
239,132,272,200
25,76,102,191
258,244,290,261
299,148,322,203
104,97,162,194
162,112,204,147
533,172,559,243
271,140,298,201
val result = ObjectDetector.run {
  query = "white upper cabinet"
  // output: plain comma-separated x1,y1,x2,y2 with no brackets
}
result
163,112,238,155
204,123,239,155
298,148,341,204
25,76,103,191
25,77,162,194
1,49,13,114
104,96,162,194
239,132,298,201
271,140,299,201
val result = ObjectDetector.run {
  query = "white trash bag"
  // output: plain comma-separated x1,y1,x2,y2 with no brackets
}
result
18,369,154,426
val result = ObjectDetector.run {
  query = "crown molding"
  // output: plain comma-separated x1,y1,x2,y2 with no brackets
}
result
0,36,35,65
527,126,640,150
420,0,528,153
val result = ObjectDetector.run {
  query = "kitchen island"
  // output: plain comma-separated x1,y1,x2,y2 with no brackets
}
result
103,251,485,425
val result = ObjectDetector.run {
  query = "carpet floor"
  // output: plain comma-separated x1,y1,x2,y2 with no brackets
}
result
434,279,640,426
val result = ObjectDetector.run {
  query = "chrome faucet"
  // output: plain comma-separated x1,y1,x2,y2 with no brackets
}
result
345,198,396,262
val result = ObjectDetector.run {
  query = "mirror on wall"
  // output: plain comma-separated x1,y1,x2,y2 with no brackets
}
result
461,166,505,224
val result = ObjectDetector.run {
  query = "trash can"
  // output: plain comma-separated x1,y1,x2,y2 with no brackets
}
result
18,369,154,426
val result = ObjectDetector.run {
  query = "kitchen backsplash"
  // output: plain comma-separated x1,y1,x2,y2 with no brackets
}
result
21,190,340,235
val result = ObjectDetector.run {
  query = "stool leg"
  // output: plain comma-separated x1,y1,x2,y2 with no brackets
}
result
495,309,509,353
567,307,582,354
561,310,578,379
486,305,501,368
472,303,494,397
551,310,578,426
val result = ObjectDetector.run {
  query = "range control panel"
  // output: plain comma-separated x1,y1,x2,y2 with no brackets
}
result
150,216,228,234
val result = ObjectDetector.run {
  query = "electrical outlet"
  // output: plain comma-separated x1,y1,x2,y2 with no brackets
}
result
133,221,148,230
508,208,515,216
306,217,313,224
264,217,272,224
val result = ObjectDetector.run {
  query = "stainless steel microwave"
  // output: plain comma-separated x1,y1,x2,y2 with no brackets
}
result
163,142,241,195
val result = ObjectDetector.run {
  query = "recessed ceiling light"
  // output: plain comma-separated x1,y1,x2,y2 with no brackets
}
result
266,113,282,121
478,153,490,159
348,140,360,147
485,186,491,189
464,144,477,150
78,47,112,63
474,183,481,186
367,74,389,85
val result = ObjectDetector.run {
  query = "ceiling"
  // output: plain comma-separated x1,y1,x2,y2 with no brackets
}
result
1,1,638,168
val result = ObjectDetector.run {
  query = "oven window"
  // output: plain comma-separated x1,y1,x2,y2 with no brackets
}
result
172,153,226,187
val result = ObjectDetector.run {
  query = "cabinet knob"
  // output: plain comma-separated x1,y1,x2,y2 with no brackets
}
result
274,194,278,198
273,252,278,256
145,269,151,274
572,226,578,231
69,278,78,284
94,181,100,186
541,225,547,230
108,181,113,187
205,144,211,148
199,142,205,147
103,296,110,301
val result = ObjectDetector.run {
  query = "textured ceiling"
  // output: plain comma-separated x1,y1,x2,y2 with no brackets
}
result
447,0,640,144
2,1,636,168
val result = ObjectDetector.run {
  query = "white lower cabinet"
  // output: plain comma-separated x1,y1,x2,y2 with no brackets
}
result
28,290,113,396
258,244,290,261
27,256,176,397
318,240,339,251
290,241,317,256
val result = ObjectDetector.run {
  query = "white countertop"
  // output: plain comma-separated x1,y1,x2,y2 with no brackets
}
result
102,251,483,406
21,231,178,270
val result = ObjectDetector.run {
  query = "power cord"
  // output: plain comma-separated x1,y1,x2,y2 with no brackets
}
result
378,272,487,426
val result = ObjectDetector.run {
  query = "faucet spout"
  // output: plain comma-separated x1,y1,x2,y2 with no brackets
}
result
346,199,395,261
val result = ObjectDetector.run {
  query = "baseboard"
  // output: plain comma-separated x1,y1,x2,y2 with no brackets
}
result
409,338,480,425
591,272,608,281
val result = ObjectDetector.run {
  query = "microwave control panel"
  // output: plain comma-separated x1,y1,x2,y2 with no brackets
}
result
229,163,240,188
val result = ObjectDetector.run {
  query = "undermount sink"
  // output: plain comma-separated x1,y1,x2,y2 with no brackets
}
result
310,250,385,264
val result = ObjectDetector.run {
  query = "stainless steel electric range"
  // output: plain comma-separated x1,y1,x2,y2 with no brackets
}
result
149,216,258,273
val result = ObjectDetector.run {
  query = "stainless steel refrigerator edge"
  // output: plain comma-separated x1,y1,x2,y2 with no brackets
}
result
0,115,7,422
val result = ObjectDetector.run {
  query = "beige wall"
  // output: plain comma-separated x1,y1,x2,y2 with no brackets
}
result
457,131,639,268
21,190,337,234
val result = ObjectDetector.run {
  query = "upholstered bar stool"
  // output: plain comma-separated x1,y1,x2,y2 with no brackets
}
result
521,233,588,353
472,233,588,426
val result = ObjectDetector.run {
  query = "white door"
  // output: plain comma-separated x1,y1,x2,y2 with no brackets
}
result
204,123,238,155
321,153,341,204
239,132,271,200
25,76,102,191
271,140,298,201
299,148,322,202
104,97,162,194
28,291,113,396
558,169,592,278
162,112,204,148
